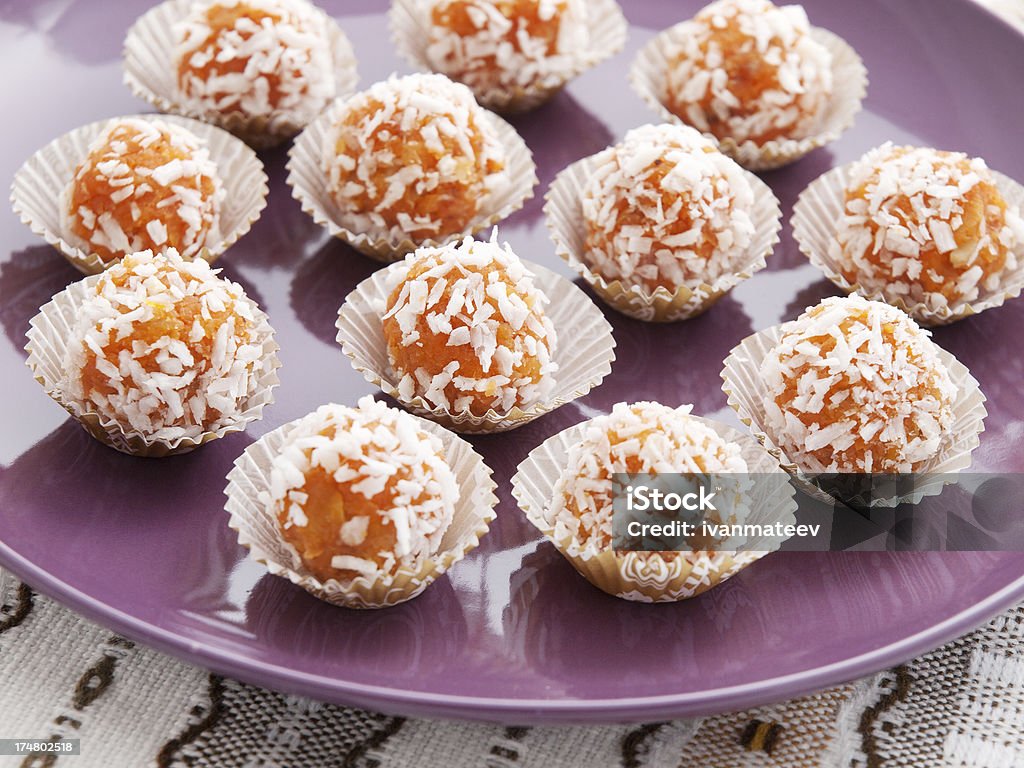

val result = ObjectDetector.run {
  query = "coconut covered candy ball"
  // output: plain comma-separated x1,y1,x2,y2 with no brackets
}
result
759,295,958,474
382,236,557,416
60,249,266,442
267,397,459,582
423,0,589,102
64,118,223,265
833,144,1024,311
663,0,833,146
581,123,756,293
324,73,510,243
549,401,748,552
174,0,336,129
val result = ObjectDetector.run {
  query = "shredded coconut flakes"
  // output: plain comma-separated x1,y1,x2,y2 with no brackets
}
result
174,0,337,125
664,0,833,144
66,118,223,262
60,249,263,441
323,73,510,241
582,123,756,291
758,294,958,473
383,234,557,414
423,0,589,94
549,401,748,551
261,396,460,578
832,143,1024,309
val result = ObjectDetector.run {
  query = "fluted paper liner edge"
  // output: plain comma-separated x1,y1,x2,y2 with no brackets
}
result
629,26,867,171
335,259,616,433
720,323,988,507
10,113,269,276
24,273,281,457
792,164,1024,326
544,152,782,322
224,414,498,609
287,100,538,262
122,0,359,148
510,415,797,603
389,0,628,114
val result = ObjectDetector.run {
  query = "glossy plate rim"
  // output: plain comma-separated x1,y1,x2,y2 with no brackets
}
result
3,541,1024,723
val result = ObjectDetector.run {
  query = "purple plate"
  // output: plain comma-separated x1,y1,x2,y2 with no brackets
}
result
2,0,1024,725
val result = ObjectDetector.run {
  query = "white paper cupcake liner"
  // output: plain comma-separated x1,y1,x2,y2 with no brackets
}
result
792,163,1024,326
335,258,616,433
225,412,497,609
510,414,797,602
287,98,538,262
389,0,628,114
123,0,358,149
10,113,268,276
721,324,988,507
629,26,867,171
544,152,782,322
24,272,281,458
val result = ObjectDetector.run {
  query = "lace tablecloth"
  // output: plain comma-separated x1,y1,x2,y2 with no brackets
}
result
2,567,1024,768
